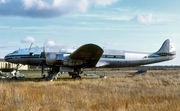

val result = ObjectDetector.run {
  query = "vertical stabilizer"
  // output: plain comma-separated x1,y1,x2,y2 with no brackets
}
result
157,39,176,56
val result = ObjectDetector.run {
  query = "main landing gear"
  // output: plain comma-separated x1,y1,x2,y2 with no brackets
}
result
72,73,81,80
43,67,83,81
43,68,60,81
68,71,83,80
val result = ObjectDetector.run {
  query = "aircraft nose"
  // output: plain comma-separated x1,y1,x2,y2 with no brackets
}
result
4,55,8,61
4,54,11,62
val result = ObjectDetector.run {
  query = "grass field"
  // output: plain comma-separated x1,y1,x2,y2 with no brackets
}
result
0,68,180,111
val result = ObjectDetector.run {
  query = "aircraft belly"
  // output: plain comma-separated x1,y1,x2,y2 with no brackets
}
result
97,57,149,67
97,55,175,68
97,60,146,68
96,59,127,68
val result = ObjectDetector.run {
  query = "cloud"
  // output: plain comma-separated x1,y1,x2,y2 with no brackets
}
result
0,40,6,43
44,40,56,47
132,13,156,24
0,0,118,18
0,0,6,3
21,36,35,43
93,0,118,6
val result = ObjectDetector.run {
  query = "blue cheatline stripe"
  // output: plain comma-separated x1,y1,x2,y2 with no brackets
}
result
5,54,40,59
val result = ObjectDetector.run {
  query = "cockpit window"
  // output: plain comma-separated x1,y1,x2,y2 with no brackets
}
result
12,51,18,54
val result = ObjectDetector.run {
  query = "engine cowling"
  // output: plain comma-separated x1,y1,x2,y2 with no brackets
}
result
45,53,87,66
45,53,57,65
46,53,67,65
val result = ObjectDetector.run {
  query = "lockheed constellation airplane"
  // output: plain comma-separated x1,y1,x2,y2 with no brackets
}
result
4,39,176,80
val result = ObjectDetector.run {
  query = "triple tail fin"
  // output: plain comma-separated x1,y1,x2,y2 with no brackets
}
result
157,39,176,56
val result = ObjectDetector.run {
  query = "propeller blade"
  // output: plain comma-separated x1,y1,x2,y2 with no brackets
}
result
41,63,45,75
40,46,46,75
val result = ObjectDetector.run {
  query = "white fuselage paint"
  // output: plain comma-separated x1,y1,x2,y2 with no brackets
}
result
125,53,147,60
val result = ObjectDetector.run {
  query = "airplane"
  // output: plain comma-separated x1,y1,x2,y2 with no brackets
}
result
4,39,176,80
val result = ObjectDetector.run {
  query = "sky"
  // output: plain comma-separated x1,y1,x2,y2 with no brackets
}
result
0,0,179,65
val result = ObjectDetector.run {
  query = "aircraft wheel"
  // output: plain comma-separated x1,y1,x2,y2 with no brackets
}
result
76,75,81,80
68,72,74,76
72,74,81,80
72,74,77,80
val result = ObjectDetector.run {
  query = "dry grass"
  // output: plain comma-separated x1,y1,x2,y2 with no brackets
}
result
0,69,180,111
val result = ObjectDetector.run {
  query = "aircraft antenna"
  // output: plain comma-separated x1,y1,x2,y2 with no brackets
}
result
29,43,33,50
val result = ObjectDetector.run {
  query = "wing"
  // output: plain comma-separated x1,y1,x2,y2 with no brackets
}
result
69,44,104,67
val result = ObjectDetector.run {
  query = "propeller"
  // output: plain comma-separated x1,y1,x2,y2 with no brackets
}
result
40,46,46,76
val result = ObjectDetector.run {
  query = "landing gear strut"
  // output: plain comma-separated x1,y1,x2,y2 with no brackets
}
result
69,71,83,80
44,67,60,81
72,74,81,80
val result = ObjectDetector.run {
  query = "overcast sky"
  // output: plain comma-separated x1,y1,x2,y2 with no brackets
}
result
0,0,179,65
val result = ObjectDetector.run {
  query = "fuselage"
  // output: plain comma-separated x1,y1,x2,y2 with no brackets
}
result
4,46,176,68
97,49,175,67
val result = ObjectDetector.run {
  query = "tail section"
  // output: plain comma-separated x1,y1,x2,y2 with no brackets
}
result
157,39,176,56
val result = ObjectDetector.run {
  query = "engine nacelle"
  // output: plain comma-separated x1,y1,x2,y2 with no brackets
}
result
45,53,57,65
46,53,66,65
45,53,87,66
